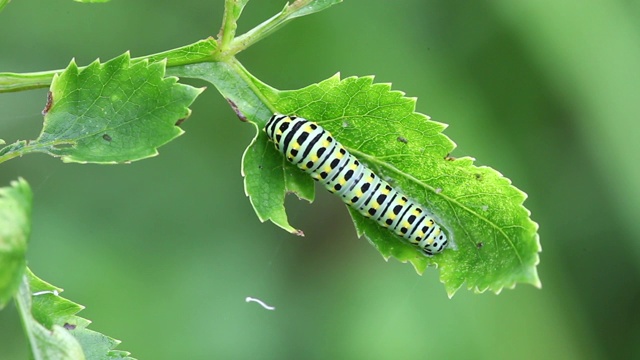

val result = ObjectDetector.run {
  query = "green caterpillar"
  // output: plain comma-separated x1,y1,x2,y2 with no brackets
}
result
265,114,448,256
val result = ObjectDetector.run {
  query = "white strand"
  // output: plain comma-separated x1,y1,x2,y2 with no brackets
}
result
245,296,275,310
33,290,59,296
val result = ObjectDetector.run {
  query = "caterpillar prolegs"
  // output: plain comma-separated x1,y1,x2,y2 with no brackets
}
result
265,114,448,256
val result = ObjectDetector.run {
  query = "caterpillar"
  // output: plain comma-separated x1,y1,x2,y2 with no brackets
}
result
265,114,448,256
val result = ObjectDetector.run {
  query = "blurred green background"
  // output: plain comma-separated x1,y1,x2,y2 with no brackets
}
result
1,0,639,358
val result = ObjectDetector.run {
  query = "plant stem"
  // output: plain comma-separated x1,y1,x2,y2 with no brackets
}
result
0,39,217,94
0,143,35,164
225,0,316,56
217,0,243,51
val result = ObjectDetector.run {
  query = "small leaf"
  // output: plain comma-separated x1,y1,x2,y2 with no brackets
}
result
143,38,217,67
241,123,304,234
286,0,343,19
173,61,306,234
16,268,135,359
0,178,32,309
32,52,203,164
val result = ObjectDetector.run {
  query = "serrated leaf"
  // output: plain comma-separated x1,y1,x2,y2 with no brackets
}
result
171,61,306,234
258,75,541,295
174,64,540,295
0,178,31,309
16,268,135,360
32,52,203,164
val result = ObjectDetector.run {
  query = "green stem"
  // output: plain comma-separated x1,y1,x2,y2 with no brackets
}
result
14,274,37,356
225,0,315,56
217,0,243,51
0,0,339,93
0,72,57,92
0,141,63,164
0,39,217,94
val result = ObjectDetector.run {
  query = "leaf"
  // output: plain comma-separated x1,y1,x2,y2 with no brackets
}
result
15,268,135,360
31,52,203,164
73,0,111,3
174,62,540,295
0,178,31,309
258,75,541,296
286,0,343,19
170,61,309,234
0,0,10,13
143,38,217,67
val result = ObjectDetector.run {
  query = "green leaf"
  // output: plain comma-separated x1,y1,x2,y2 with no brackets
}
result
0,178,31,309
171,61,309,234
143,38,217,67
0,0,10,13
173,56,539,295
261,75,540,295
286,0,343,19
73,0,111,3
16,268,135,360
260,75,540,295
31,52,203,164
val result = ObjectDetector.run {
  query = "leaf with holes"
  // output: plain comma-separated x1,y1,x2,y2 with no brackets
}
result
255,75,540,295
31,52,203,164
175,62,540,295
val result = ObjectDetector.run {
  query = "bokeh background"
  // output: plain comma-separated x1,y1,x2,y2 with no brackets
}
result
1,0,639,358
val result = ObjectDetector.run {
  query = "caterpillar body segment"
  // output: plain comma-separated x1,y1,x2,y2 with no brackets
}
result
265,114,448,255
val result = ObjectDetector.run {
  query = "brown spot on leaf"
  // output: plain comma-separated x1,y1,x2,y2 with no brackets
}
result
42,91,53,115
